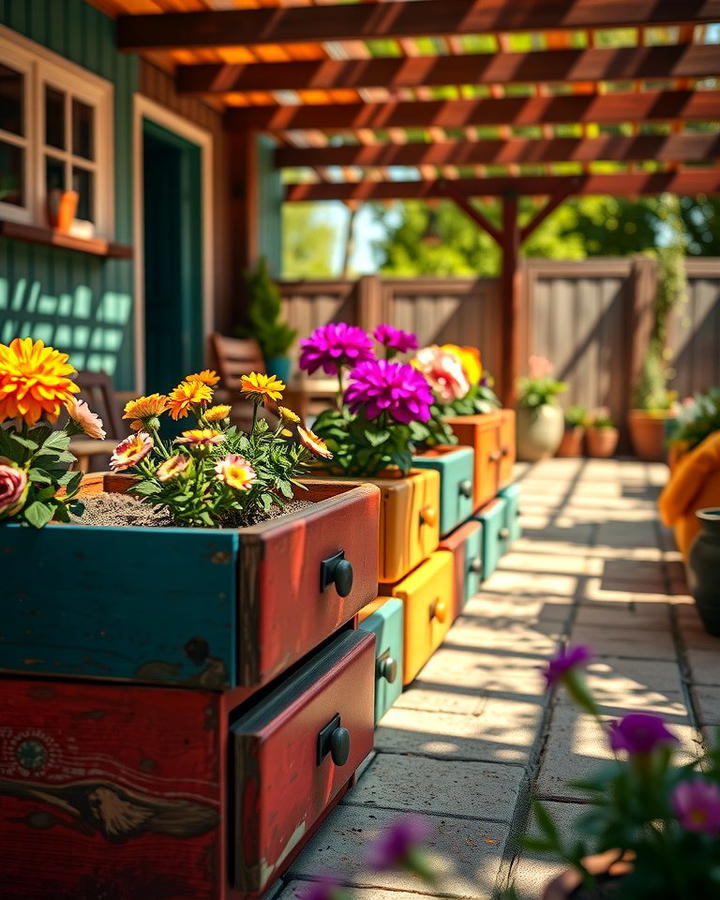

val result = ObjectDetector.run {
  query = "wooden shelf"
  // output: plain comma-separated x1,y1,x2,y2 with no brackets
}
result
0,219,133,259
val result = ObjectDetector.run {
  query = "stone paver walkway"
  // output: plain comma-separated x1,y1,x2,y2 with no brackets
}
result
278,458,719,900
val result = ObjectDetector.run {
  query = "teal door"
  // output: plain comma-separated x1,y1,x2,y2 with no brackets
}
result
142,119,203,391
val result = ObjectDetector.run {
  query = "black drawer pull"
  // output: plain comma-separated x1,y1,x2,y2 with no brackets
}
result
498,527,510,541
320,550,354,597
459,479,473,499
317,713,351,766
469,557,483,575
377,652,398,684
489,450,502,463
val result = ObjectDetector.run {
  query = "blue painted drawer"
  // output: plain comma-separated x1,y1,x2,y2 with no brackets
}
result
439,520,483,616
412,446,475,537
473,496,508,580
358,597,404,722
499,482,522,544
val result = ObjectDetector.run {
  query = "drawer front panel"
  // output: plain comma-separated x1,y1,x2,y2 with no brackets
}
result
462,524,484,605
499,410,516,488
412,447,475,537
359,597,404,723
0,678,221,900
499,482,522,544
474,498,508,580
447,413,502,510
380,469,440,583
231,630,375,894
391,552,454,685
439,520,483,618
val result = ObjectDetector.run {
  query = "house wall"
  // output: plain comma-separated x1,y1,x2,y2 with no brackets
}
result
0,0,138,389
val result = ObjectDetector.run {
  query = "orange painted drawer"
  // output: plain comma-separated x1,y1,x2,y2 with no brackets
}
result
499,409,516,488
388,551,454,685
230,629,376,894
447,412,503,509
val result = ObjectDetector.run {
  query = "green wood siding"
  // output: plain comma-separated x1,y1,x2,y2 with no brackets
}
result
257,135,282,276
0,0,138,389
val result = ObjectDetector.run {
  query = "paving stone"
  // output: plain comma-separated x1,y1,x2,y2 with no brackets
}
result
288,805,510,899
393,682,488,716
585,656,685,694
481,569,581,599
574,601,671,630
693,684,720,728
570,624,676,661
686,647,720,686
279,882,434,900
345,754,525,823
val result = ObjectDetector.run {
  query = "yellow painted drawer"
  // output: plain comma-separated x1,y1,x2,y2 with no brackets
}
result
388,551,454,685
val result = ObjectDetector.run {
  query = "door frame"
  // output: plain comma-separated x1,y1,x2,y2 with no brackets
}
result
132,94,214,393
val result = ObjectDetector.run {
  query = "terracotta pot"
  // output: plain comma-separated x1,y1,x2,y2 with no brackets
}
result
556,426,584,457
628,409,675,462
516,404,564,462
586,426,619,458
688,508,720,636
543,850,633,899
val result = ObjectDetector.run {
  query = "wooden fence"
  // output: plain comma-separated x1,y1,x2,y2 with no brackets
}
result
279,257,720,440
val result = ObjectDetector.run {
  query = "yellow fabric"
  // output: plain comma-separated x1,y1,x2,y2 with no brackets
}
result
659,431,720,557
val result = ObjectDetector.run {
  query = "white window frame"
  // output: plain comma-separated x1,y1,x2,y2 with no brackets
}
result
0,26,114,237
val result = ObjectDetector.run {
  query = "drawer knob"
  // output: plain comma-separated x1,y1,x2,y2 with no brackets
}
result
499,527,510,541
319,550,354,597
378,655,398,684
489,450,502,463
501,446,510,457
420,506,437,527
459,479,473,499
430,599,448,623
469,557,483,575
317,713,351,767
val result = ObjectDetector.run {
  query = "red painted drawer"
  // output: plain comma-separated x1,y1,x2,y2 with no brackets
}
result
229,629,376,894
439,519,483,620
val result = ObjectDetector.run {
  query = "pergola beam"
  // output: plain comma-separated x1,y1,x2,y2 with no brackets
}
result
275,132,720,170
117,1,720,51
179,44,720,96
285,169,720,202
226,89,720,133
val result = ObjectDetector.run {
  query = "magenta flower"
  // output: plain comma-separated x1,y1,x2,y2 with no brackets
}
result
365,816,433,871
543,645,592,688
609,713,678,755
299,323,374,375
672,778,720,835
345,359,434,425
373,324,419,355
299,876,346,900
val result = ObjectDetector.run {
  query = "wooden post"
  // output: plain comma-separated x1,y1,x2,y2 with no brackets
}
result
227,130,258,325
500,193,521,407
356,274,386,333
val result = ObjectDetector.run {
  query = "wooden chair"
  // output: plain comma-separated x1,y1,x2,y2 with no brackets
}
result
71,370,123,472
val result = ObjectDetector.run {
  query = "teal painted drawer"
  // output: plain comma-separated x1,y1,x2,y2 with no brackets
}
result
412,446,475,537
474,497,508,580
439,520,483,616
358,597,404,723
499,482,522,544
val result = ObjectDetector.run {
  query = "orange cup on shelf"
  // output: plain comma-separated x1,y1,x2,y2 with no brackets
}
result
56,190,78,233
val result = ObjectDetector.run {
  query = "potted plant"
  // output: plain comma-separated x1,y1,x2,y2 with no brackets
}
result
668,388,720,470
629,248,686,462
241,257,297,383
516,356,567,462
586,412,619,458
3,338,381,693
556,405,587,458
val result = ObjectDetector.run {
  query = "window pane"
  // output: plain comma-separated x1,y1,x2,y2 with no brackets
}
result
46,154,65,193
45,86,65,150
0,140,24,206
0,64,24,136
73,166,94,222
72,98,94,160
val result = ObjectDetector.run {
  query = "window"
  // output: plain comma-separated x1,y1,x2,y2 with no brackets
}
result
0,29,113,236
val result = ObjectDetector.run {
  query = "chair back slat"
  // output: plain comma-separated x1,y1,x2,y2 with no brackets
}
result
75,370,124,439
210,334,266,392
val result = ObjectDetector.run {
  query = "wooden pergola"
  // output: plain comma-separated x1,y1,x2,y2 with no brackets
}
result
97,0,720,403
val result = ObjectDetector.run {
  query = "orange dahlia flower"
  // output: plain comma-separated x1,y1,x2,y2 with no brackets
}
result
167,380,213,420
240,372,285,403
186,369,221,387
204,404,232,423
123,393,168,422
278,406,301,424
0,337,79,425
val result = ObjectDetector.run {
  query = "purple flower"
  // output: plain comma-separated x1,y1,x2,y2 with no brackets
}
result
365,816,433,871
672,778,720,835
609,713,678,755
299,323,374,376
373,324,419,355
299,876,345,900
345,359,434,425
543,645,592,688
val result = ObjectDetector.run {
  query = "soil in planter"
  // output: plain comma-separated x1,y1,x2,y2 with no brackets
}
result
70,492,313,528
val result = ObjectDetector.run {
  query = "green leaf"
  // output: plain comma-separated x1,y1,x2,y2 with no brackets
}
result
23,501,54,529
131,480,162,496
11,433,39,451
54,502,70,523
28,469,52,485
533,802,559,843
42,431,71,451
364,429,390,447
64,470,83,497
68,500,85,517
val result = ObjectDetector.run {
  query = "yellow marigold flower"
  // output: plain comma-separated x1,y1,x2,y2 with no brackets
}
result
130,419,144,432
66,398,106,440
110,432,153,471
441,344,482,385
298,426,333,460
0,337,79,425
168,380,213,420
176,428,224,446
278,405,301,423
281,428,293,438
240,372,285,403
186,369,221,387
123,393,168,422
157,453,190,482
215,454,257,491
204,404,232,423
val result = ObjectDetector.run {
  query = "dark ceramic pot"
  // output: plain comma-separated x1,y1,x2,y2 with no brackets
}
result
688,508,720,636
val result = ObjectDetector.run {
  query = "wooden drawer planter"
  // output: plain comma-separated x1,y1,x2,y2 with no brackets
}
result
498,482,522,544
358,597,404,723
313,469,440,584
412,445,475,537
439,520,483,618
446,411,503,510
387,551,454,685
0,630,375,900
473,496,510,581
1,474,380,696
499,409,517,487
